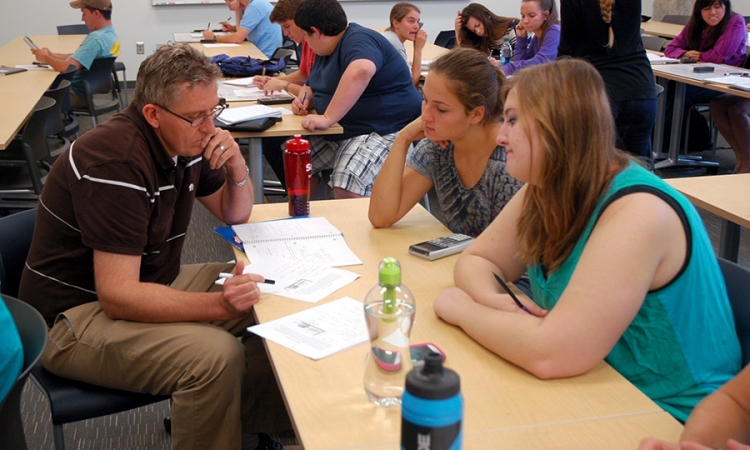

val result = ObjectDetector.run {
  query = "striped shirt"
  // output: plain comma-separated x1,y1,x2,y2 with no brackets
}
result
19,105,225,324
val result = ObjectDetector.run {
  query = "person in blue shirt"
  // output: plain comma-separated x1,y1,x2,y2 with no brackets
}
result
0,296,23,405
204,0,282,58
290,0,422,199
433,59,740,422
30,0,120,107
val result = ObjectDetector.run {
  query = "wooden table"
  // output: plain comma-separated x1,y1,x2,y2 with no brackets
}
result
667,174,750,262
0,35,84,150
641,20,683,39
650,62,750,170
240,198,683,449
189,40,266,59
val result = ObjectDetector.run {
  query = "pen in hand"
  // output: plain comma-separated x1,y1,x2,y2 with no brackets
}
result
301,91,308,105
217,272,276,285
207,22,211,30
493,273,530,314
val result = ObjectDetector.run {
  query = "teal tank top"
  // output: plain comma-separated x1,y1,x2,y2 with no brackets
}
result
528,163,741,421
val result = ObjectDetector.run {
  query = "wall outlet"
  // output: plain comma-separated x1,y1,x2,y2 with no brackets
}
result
136,42,145,55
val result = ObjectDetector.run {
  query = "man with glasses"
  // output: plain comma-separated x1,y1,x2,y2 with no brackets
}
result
20,43,292,450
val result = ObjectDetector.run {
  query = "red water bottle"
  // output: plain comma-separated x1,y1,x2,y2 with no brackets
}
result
284,135,311,216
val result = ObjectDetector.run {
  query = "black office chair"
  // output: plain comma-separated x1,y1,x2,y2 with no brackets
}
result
57,24,128,108
0,97,56,210
71,56,122,126
0,209,171,450
642,35,667,52
434,30,457,49
718,258,750,366
0,296,48,450
42,79,73,163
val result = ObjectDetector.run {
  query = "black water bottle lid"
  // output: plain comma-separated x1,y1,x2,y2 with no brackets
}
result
405,353,460,399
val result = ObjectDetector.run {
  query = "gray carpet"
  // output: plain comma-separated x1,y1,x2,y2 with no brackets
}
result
13,92,750,449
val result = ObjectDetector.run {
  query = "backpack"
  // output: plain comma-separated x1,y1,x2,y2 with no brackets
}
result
210,54,286,78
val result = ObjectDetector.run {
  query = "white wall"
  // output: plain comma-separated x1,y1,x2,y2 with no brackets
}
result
5,0,749,84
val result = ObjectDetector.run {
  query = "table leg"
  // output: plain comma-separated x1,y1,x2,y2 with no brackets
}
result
719,220,741,263
238,137,265,204
654,79,718,171
652,78,669,161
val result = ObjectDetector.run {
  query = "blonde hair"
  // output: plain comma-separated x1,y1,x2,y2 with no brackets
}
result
600,0,615,48
501,59,629,271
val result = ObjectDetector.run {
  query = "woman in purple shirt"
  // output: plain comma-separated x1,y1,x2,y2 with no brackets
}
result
500,0,560,76
662,0,746,152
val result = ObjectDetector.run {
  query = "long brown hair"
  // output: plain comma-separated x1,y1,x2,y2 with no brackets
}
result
459,3,516,54
501,59,629,271
386,2,420,32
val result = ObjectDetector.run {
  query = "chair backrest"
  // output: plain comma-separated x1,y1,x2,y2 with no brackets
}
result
20,98,56,194
0,295,47,450
717,257,750,366
0,208,37,298
642,35,668,52
43,79,71,138
434,30,456,49
271,48,296,65
81,57,117,101
662,14,690,25
56,24,90,35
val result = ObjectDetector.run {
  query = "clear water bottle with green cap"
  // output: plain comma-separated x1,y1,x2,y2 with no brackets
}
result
500,36,513,66
363,257,415,406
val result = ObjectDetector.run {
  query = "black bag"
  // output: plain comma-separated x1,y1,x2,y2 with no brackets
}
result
685,108,712,154
210,54,286,77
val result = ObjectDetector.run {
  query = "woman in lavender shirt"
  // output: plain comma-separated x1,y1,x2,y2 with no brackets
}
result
500,0,560,76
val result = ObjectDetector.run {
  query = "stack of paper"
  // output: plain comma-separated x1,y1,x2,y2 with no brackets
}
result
218,82,294,102
216,104,284,124
646,53,679,65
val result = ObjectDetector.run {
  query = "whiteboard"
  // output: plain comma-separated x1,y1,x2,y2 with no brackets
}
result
152,0,225,5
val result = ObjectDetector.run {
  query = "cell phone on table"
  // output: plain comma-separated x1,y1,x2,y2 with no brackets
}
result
410,343,446,368
408,233,474,261
24,36,39,50
257,96,294,105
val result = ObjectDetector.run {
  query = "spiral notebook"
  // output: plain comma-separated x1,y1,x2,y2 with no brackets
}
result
231,217,362,267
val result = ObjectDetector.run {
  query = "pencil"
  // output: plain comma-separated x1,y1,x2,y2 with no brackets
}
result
493,273,530,314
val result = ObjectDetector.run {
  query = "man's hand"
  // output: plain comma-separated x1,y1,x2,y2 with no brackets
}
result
218,260,264,317
202,30,216,40
301,114,333,132
220,21,236,32
31,47,52,63
202,128,241,171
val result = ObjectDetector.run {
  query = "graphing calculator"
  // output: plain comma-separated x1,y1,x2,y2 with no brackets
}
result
408,233,474,261
23,36,39,50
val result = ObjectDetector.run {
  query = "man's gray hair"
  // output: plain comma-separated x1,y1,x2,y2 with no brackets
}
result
132,43,222,111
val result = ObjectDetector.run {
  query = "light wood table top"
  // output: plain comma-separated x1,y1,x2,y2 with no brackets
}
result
189,40,266,60
240,198,682,449
641,20,684,39
666,174,750,229
0,35,84,150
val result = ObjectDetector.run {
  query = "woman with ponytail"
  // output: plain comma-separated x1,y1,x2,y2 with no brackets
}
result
557,0,657,160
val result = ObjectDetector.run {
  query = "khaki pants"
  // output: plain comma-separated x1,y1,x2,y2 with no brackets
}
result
41,263,290,450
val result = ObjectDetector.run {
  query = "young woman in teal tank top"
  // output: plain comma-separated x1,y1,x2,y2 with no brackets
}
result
433,59,740,422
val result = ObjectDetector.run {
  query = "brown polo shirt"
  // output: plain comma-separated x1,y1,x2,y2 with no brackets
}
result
19,105,225,324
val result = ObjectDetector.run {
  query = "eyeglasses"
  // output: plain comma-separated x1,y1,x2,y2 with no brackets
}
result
158,98,228,128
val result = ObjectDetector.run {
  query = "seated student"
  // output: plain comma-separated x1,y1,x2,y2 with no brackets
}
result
253,0,315,97
31,0,120,108
499,0,560,76
710,95,750,173
204,0,282,58
0,296,23,405
432,59,741,422
382,2,428,87
369,48,522,237
662,0,746,151
291,0,422,199
639,363,750,450
454,3,518,55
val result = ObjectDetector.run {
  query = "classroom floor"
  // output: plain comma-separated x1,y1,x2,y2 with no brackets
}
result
14,93,750,449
